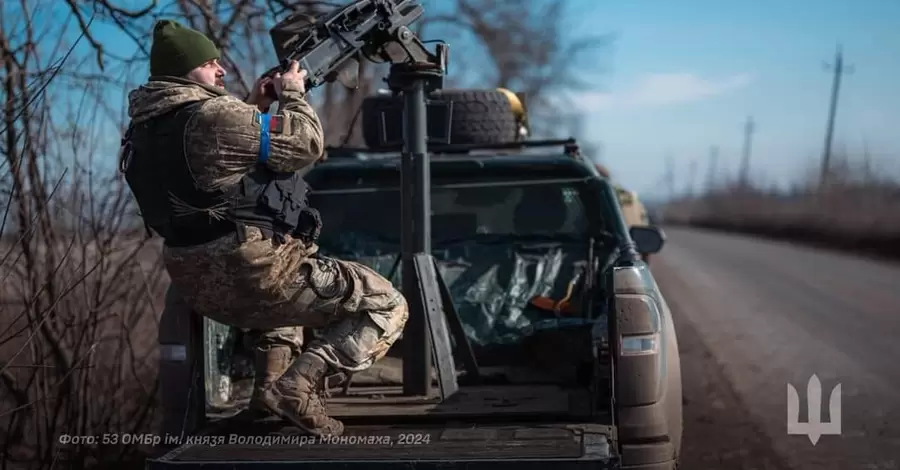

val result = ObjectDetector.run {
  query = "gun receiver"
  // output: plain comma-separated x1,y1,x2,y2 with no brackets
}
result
262,0,442,99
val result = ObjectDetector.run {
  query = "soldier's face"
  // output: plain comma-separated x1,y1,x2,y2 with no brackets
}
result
187,58,227,89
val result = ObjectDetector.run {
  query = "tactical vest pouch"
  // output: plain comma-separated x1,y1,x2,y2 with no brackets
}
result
203,165,318,246
260,173,305,233
256,171,320,243
294,207,322,243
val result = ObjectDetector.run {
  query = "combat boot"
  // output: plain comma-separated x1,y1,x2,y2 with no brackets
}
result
258,352,344,436
236,344,294,421
250,345,295,410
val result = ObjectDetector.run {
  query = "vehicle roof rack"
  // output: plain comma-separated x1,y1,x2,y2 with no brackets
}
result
325,137,582,160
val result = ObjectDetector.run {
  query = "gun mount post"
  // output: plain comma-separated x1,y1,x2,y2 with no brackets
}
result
388,41,447,397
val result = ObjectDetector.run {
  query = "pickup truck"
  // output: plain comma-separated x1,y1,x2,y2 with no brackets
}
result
150,138,682,470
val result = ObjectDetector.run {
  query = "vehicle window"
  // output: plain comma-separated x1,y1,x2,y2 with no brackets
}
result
312,182,589,247
310,182,599,347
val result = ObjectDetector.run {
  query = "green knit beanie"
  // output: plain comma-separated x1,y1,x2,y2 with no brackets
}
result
149,20,221,77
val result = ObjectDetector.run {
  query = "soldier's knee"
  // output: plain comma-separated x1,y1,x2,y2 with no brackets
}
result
387,288,409,322
366,288,408,338
398,291,409,322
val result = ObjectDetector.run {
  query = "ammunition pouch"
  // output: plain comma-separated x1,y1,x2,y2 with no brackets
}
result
255,170,321,245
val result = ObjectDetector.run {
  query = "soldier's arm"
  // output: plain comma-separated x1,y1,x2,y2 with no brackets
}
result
184,94,325,190
265,80,325,172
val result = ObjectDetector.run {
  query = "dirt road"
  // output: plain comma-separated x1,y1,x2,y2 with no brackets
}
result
653,227,900,470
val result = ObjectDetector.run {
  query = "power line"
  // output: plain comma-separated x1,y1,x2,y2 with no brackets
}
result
820,44,854,187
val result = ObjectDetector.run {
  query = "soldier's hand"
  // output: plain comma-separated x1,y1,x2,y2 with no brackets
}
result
246,76,276,111
273,60,308,98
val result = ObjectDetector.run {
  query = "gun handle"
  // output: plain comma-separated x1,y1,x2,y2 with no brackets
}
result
259,61,287,101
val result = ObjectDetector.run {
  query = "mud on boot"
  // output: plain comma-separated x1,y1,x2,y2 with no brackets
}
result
259,352,344,437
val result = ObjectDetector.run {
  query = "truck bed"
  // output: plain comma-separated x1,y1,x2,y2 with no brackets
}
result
148,385,619,469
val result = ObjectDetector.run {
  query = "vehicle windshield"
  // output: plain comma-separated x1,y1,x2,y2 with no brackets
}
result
311,180,609,347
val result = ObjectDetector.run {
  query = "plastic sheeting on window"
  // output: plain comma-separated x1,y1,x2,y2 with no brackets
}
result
321,238,605,347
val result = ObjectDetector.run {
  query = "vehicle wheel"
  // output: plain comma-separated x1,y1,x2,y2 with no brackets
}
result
361,89,519,149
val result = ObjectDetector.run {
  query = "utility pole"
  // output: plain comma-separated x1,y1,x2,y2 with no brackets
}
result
706,145,720,192
687,159,698,198
739,116,755,186
820,44,854,187
862,138,872,182
665,153,675,201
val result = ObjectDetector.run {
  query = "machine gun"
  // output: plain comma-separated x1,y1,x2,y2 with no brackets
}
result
261,0,447,99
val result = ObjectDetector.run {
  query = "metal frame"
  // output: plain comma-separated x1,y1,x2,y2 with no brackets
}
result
382,43,467,397
326,138,582,159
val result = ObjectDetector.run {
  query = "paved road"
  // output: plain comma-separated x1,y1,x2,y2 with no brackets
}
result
653,227,900,470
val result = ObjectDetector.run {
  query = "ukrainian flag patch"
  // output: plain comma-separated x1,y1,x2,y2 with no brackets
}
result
254,111,284,134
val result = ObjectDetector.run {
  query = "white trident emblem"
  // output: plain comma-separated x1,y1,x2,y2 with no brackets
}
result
787,374,842,445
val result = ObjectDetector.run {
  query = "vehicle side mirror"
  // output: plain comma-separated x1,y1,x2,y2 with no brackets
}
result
629,225,666,254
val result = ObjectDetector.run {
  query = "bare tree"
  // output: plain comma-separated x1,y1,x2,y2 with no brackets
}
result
426,0,613,136
1,2,165,469
0,2,384,466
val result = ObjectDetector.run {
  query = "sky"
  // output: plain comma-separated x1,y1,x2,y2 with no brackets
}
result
11,0,900,203
563,0,900,200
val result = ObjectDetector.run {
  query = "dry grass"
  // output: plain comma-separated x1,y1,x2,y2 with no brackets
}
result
663,161,900,259
0,226,168,468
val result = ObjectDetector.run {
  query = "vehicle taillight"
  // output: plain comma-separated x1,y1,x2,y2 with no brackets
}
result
613,266,664,406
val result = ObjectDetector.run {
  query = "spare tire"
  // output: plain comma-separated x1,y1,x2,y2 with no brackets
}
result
361,89,519,149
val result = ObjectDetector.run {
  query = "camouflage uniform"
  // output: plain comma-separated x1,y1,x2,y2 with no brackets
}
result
127,76,407,435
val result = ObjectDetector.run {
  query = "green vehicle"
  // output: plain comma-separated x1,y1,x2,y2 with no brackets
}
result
152,107,682,468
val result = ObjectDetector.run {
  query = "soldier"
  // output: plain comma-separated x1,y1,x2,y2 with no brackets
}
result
120,20,408,437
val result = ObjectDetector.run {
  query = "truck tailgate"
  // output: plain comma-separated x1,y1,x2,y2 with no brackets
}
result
146,423,618,469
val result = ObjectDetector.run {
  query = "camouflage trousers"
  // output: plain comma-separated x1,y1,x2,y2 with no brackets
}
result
286,256,408,372
196,255,408,374
244,327,304,353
